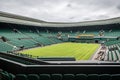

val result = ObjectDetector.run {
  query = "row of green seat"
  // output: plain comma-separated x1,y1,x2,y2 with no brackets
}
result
20,31,55,45
105,40,120,46
0,41,13,52
0,29,63,52
9,39,37,48
0,30,27,39
21,30,63,44
13,74,120,80
1,70,120,80
105,44,120,61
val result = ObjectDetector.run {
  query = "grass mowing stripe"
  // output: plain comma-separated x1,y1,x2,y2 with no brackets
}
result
19,42,100,60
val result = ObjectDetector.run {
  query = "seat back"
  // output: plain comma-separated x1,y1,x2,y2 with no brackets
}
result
88,74,99,80
63,74,74,80
111,74,120,80
99,74,111,80
14,74,27,80
75,74,87,80
40,74,51,80
28,74,39,80
51,74,62,80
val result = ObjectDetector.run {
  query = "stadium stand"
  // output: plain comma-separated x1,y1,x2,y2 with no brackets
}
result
105,43,120,62
0,41,13,52
0,29,62,52
0,12,120,80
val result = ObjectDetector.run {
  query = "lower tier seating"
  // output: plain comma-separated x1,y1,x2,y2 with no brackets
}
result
105,40,120,46
0,41,13,52
105,43,120,62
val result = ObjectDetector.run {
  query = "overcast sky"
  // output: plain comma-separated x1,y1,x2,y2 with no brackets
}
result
0,0,120,22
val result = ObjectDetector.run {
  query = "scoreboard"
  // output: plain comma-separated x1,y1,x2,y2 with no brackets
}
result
69,34,94,43
77,34,94,39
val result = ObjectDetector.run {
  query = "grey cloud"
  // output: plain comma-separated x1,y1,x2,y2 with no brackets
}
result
116,5,120,10
0,0,120,22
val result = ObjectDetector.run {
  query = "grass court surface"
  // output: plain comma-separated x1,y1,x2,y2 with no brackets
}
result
20,42,100,60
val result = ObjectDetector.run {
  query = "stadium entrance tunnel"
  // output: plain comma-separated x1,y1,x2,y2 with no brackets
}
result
95,40,99,43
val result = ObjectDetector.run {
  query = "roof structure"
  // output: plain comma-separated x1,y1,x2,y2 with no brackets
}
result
0,11,120,27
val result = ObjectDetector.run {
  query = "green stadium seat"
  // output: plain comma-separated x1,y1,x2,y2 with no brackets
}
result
39,74,51,80
99,74,111,80
108,51,112,61
75,74,87,80
112,51,117,61
8,73,15,80
28,74,39,80
115,50,120,60
0,41,13,52
51,74,62,80
63,74,74,80
0,72,10,80
88,74,99,80
111,74,120,80
14,74,27,80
